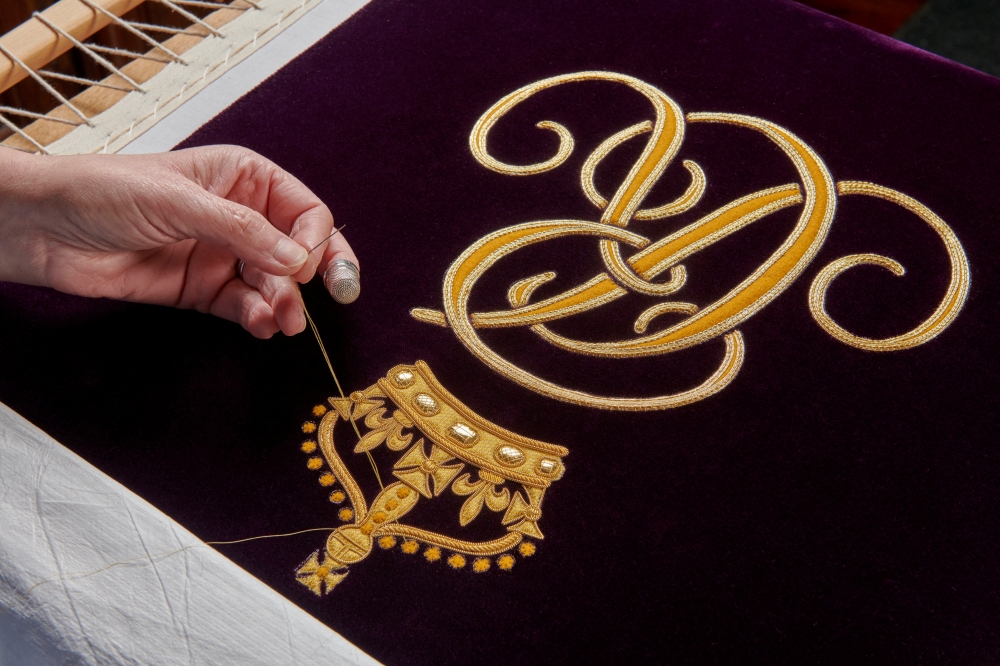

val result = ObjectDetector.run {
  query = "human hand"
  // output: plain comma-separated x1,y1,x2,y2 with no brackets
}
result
0,145,357,338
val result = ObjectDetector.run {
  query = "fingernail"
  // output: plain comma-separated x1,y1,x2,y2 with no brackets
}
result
274,238,307,268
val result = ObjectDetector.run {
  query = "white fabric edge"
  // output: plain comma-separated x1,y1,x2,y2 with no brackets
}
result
119,0,371,155
0,401,381,666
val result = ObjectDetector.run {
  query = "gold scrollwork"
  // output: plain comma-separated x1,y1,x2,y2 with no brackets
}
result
808,181,971,351
413,72,970,410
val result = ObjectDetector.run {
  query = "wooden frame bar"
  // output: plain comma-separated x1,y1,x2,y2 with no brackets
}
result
0,0,147,94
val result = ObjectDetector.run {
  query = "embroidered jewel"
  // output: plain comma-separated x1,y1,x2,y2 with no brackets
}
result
412,393,440,415
537,459,558,476
494,445,526,467
448,422,478,446
393,370,415,388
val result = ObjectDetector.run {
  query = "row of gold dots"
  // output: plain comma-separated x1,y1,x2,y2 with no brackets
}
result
374,536,537,573
301,405,355,522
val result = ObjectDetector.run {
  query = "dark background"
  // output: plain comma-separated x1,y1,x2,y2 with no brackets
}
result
2,0,1000,663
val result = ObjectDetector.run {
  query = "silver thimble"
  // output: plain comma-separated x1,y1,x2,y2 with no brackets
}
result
323,259,360,304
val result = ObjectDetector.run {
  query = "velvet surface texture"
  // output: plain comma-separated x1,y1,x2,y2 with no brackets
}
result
2,0,999,663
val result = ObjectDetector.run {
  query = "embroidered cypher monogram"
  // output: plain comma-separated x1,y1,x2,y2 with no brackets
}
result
411,72,971,411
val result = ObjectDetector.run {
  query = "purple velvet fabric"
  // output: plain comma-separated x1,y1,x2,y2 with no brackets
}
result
2,0,1000,662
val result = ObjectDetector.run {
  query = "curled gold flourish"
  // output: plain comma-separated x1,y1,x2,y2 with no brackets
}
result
470,71,689,296
580,120,706,220
808,181,970,351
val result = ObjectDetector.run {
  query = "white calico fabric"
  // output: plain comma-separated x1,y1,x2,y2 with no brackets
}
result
0,403,379,666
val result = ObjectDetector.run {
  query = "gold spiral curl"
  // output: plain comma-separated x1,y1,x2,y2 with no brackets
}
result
808,181,970,351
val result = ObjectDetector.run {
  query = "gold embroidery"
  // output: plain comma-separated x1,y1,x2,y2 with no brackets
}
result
411,72,969,410
354,405,413,453
300,362,566,593
808,181,970,351
634,302,699,334
296,551,348,596
580,120,706,220
376,524,524,556
393,439,464,498
452,471,511,526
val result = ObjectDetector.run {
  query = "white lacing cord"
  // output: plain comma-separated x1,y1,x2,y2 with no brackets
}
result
39,70,134,92
84,43,174,64
33,13,146,92
0,42,92,126
0,106,84,126
0,114,50,154
170,0,250,11
156,0,223,37
123,21,211,37
78,0,187,64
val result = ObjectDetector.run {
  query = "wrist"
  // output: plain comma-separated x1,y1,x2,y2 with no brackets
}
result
0,148,61,286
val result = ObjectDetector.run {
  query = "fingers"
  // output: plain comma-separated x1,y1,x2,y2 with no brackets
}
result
173,146,348,283
319,227,360,275
240,263,306,336
209,278,282,339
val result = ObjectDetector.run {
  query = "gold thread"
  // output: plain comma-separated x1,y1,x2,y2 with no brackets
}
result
451,471,511,526
634,161,706,221
318,410,369,518
301,293,384,490
507,271,557,308
808,181,970,350
438,212,748,408
634,302,700,334
420,73,968,411
374,524,523,556
15,528,342,602
579,120,706,220
409,307,448,326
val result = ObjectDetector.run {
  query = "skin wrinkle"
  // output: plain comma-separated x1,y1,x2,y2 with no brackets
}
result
173,242,201,310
